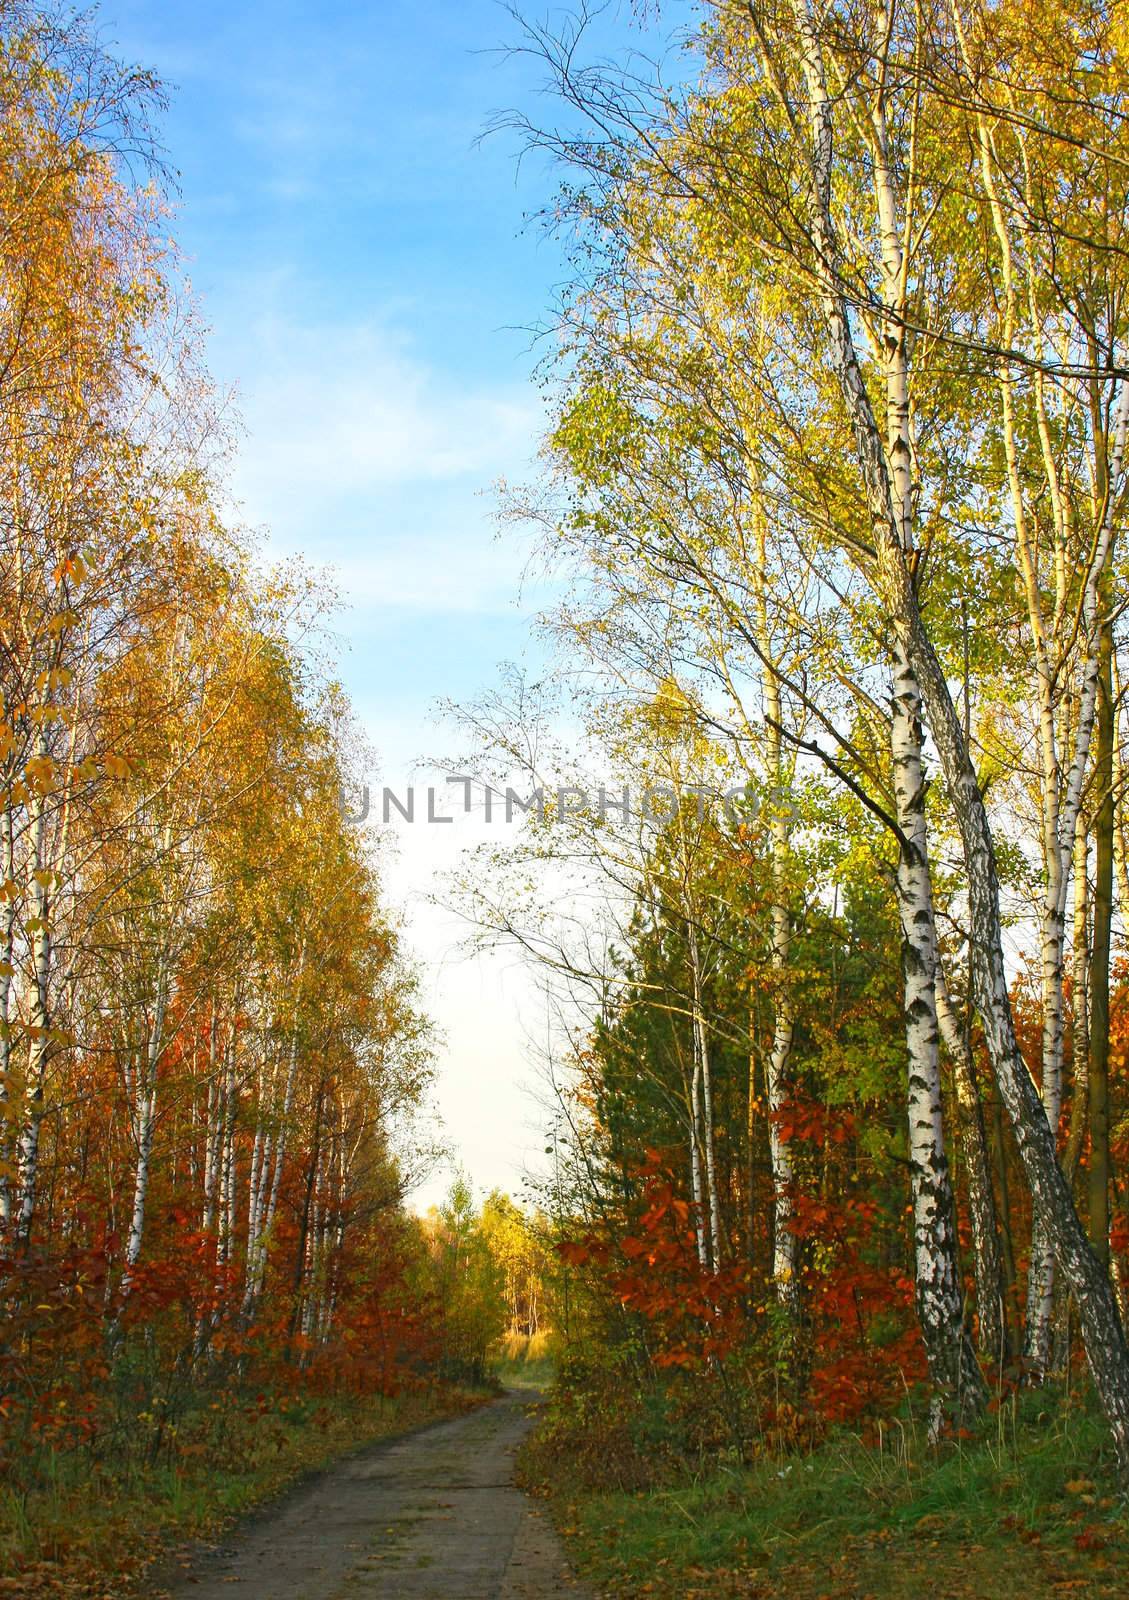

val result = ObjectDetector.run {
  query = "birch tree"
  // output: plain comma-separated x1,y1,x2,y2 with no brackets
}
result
718,0,1129,1458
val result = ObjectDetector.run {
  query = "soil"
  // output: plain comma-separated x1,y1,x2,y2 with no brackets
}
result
166,1390,590,1599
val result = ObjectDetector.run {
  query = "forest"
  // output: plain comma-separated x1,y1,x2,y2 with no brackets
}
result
5,0,1129,1597
456,0,1129,1592
0,6,549,1594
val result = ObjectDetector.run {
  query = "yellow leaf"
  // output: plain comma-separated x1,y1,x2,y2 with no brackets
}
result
48,608,80,634
24,756,55,794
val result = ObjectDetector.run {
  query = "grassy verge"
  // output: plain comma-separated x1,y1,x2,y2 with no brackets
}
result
0,1382,486,1600
493,1329,556,1392
521,1390,1129,1599
494,1355,556,1391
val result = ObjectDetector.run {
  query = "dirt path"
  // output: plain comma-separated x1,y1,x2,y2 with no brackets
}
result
168,1391,590,1599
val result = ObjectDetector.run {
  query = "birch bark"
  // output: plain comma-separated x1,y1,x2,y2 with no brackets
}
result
935,958,1007,1363
754,521,797,1301
1063,813,1091,1185
119,952,169,1300
780,0,1129,1466
891,644,985,1408
687,914,722,1270
871,17,982,1408
0,799,16,1233
14,733,51,1250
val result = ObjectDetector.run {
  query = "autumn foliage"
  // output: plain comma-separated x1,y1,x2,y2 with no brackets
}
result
0,11,471,1586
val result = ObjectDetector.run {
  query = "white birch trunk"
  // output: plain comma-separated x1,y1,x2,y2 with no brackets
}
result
0,800,17,1233
935,959,1007,1364
14,740,51,1250
687,917,722,1270
688,1035,708,1269
242,980,302,1320
891,649,985,1411
969,112,1070,1372
1063,813,1091,1184
872,56,982,1410
120,954,169,1299
755,530,797,1299
781,0,1129,1467
220,1045,237,1266
242,1034,272,1316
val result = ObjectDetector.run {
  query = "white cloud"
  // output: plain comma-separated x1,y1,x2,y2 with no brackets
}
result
314,526,551,615
225,308,541,515
208,287,552,615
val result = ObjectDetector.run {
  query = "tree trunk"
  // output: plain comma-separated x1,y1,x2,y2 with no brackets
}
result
1064,811,1091,1185
895,423,1129,1473
687,917,722,1270
688,1026,708,1269
786,2,1129,1471
935,960,1008,1365
121,955,169,1296
755,521,797,1303
1089,620,1114,1270
14,748,51,1252
891,648,985,1414
288,1085,324,1355
0,799,16,1235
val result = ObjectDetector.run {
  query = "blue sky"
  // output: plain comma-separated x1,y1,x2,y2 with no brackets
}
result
96,0,693,1207
105,0,569,710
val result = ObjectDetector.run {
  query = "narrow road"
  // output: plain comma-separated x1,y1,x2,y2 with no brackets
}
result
169,1392,591,1599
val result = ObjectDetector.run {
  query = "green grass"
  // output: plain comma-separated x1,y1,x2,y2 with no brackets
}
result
492,1330,557,1392
494,1354,556,1391
0,1383,486,1600
524,1390,1129,1599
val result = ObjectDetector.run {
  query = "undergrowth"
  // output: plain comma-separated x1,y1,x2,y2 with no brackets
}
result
521,1383,1129,1598
493,1328,557,1392
0,1380,484,1600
